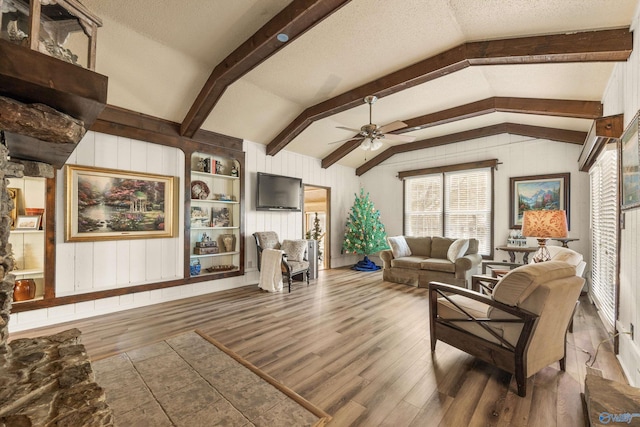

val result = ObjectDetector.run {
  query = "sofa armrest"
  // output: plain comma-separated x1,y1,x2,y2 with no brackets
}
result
454,253,482,272
380,249,394,268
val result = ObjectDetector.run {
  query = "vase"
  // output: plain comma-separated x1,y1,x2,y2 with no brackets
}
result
14,278,36,301
222,234,235,252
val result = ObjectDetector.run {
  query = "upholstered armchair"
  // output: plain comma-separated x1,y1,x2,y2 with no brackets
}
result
429,261,584,397
253,232,310,292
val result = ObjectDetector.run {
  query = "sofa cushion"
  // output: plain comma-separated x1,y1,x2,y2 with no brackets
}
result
405,236,431,257
492,261,576,307
388,236,412,258
447,238,469,262
421,258,456,273
281,239,307,262
431,237,454,259
390,256,425,269
549,247,583,267
465,238,479,255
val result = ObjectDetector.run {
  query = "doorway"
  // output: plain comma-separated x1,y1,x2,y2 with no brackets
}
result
303,185,330,270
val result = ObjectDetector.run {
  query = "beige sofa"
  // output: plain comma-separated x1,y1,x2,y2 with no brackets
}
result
380,236,482,288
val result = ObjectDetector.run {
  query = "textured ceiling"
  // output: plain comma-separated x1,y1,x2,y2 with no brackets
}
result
81,0,639,169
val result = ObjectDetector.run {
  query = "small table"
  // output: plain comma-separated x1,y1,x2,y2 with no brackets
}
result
552,238,579,248
495,246,539,264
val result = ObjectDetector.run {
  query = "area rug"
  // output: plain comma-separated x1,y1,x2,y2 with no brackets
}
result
92,330,331,426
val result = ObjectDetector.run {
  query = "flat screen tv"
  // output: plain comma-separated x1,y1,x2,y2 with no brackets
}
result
256,172,302,211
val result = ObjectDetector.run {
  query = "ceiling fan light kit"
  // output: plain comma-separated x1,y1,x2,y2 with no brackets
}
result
330,95,416,151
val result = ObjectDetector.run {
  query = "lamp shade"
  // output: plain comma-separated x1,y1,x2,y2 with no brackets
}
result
521,210,568,238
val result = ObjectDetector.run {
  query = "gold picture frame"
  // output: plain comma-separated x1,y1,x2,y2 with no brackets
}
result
65,165,178,242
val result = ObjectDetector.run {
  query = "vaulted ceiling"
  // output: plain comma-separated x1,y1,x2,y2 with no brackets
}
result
82,0,638,173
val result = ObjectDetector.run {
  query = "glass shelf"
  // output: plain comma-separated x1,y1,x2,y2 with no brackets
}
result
190,251,240,259
192,170,239,180
191,226,239,231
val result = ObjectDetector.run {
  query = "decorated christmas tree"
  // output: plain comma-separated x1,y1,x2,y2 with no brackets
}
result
305,212,324,261
342,189,389,271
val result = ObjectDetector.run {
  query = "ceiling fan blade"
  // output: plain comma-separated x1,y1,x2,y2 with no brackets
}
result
336,126,363,133
378,120,408,134
328,136,363,145
382,133,416,142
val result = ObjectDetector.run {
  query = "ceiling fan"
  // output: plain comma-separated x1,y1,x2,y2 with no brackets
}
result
330,95,416,151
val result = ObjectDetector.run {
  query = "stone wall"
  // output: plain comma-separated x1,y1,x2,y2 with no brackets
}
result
0,142,114,425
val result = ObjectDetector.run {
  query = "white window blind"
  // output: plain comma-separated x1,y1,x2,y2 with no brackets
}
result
445,169,492,255
589,147,618,330
404,167,492,256
404,174,443,237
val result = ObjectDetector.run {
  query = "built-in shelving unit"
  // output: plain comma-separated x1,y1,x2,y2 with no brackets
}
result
8,177,46,303
188,152,244,278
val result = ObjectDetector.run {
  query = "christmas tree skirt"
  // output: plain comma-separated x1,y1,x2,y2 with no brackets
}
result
352,256,380,271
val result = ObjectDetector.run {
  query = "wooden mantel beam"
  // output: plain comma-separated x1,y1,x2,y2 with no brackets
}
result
355,123,587,176
269,27,631,157
180,0,352,138
322,97,602,168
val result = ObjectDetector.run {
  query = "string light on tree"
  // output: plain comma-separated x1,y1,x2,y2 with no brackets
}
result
342,188,389,271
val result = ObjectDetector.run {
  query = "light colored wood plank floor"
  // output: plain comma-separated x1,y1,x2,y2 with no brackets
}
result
9,268,628,426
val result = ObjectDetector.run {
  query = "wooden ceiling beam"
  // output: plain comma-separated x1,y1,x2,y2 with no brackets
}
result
322,97,601,167
180,0,352,138
355,123,587,176
271,27,631,157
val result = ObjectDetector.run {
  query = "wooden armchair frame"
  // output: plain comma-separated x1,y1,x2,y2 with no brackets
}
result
253,232,310,293
429,281,542,397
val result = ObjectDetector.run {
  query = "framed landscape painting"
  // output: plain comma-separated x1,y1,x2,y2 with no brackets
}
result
510,173,570,229
65,165,178,242
621,111,640,210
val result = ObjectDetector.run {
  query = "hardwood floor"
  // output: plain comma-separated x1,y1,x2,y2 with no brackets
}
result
9,269,628,426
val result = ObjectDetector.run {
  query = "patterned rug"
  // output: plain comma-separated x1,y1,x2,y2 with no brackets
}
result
92,330,330,426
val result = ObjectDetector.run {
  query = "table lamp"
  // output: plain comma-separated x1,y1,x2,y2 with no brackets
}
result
521,210,568,263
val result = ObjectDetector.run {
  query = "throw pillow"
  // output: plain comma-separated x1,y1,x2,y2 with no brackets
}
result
447,238,469,263
281,239,307,262
387,236,412,258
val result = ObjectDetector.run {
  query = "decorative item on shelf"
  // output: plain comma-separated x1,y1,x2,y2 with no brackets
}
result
25,208,45,229
13,278,36,301
190,207,210,227
15,215,41,230
211,207,230,227
507,229,527,247
231,166,238,177
191,180,210,200
216,194,233,202
206,265,237,273
194,233,220,254
190,259,201,276
522,210,568,263
195,157,206,172
203,158,211,173
215,160,224,175
220,234,236,252
8,187,20,229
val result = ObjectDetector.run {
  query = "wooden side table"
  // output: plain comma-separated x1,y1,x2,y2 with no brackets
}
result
495,246,539,264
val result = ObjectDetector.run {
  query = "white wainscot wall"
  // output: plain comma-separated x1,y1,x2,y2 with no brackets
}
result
602,3,640,386
9,133,361,332
360,134,591,277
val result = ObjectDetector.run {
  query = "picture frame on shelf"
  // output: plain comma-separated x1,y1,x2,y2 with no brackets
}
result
65,165,178,242
15,215,41,230
191,206,210,228
621,111,640,210
509,173,570,229
211,207,231,227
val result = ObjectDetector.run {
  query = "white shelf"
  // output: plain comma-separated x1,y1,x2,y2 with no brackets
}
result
12,268,44,276
191,171,239,180
191,199,239,205
10,229,44,234
190,251,239,259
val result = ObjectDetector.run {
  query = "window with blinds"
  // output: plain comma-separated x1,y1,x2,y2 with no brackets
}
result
589,146,618,330
404,167,492,256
